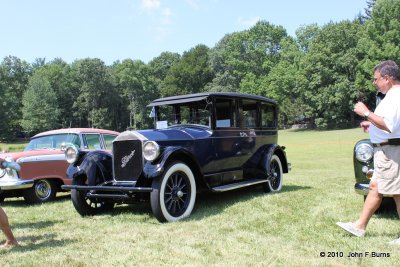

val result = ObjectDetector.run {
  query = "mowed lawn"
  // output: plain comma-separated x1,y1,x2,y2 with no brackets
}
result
1,128,399,266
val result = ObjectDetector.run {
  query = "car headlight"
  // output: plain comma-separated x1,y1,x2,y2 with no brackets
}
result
65,146,79,164
355,143,373,162
143,141,160,162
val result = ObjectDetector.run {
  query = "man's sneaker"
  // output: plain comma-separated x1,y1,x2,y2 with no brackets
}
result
389,237,400,245
336,222,365,237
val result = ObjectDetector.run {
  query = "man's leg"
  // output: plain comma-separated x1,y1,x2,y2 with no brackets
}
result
354,181,382,230
0,207,18,247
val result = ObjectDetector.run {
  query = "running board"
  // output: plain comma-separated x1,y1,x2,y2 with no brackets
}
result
211,179,268,192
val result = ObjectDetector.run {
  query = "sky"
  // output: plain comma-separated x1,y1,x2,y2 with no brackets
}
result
0,0,368,65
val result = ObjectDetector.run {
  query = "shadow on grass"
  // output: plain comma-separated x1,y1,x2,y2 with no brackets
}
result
13,219,61,229
3,184,311,222
0,233,74,252
1,194,71,207
88,184,312,221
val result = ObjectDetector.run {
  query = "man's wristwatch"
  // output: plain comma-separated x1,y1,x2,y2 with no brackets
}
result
364,111,371,120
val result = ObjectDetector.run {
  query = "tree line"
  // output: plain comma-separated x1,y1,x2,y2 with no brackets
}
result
1,0,399,140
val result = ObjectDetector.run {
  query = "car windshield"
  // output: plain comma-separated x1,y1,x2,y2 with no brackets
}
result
155,101,210,129
24,134,81,151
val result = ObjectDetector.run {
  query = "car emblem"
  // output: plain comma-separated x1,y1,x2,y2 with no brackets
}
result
121,150,135,168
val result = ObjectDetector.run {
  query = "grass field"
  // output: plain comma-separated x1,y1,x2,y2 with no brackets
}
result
1,128,399,266
0,140,27,152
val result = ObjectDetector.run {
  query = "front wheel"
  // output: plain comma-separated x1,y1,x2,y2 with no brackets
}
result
264,155,283,193
23,179,57,203
71,188,114,216
150,162,196,222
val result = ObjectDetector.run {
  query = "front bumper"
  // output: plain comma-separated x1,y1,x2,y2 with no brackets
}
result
0,179,34,190
354,183,369,195
354,183,393,197
61,184,153,193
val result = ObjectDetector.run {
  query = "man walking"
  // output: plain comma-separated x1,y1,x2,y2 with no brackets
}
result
337,60,400,244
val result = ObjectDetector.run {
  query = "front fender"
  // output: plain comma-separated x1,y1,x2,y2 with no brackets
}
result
143,146,197,179
69,151,113,186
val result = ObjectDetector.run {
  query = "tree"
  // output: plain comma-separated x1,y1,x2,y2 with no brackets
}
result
21,73,60,134
162,44,214,96
70,58,120,129
113,59,159,130
0,56,31,139
208,21,287,93
356,0,400,104
33,58,76,127
303,20,363,129
262,37,309,126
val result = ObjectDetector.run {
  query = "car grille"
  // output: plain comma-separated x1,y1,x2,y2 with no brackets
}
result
113,139,143,181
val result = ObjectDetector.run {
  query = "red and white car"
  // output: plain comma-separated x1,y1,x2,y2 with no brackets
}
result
0,128,118,203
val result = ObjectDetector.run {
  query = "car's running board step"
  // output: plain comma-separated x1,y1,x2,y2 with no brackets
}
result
211,179,268,192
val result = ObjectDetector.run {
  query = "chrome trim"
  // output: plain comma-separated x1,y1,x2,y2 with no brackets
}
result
17,154,66,163
0,179,34,190
143,141,160,161
114,130,148,142
61,184,153,192
354,183,392,197
211,179,268,192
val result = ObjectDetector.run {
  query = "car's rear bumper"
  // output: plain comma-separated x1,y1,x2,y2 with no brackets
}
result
0,179,34,190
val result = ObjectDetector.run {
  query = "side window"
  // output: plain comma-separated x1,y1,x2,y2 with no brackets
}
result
215,98,236,128
83,134,102,150
103,134,116,149
261,103,276,128
240,100,258,128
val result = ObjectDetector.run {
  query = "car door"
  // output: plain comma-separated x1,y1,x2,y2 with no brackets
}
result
209,98,258,184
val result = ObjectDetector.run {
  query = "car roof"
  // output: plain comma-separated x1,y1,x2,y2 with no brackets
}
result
32,128,119,138
147,92,276,107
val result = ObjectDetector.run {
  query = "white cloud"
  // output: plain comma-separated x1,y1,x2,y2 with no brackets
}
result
141,0,160,10
161,7,173,25
238,16,260,28
184,0,199,10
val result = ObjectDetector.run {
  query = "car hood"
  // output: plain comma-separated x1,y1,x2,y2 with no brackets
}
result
0,149,63,161
116,127,212,143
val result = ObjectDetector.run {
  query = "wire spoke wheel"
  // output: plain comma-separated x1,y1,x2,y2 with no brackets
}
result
151,162,196,222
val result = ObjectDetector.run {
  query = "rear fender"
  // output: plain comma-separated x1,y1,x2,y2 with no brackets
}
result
261,144,289,174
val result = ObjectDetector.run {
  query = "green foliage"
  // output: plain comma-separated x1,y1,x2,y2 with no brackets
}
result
0,56,31,139
2,0,400,134
162,44,214,96
70,58,121,130
21,73,60,133
356,0,400,98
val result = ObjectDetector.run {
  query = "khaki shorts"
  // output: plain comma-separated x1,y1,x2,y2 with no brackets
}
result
371,145,400,195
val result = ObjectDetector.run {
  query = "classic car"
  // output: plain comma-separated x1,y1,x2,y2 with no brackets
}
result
353,139,396,210
353,92,396,210
62,92,291,222
0,128,119,203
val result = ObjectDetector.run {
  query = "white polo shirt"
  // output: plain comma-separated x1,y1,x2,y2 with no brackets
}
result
369,87,400,143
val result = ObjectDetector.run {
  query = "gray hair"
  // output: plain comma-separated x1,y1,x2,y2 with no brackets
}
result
374,60,400,81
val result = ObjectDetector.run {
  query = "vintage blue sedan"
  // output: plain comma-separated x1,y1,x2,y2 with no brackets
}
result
62,92,291,222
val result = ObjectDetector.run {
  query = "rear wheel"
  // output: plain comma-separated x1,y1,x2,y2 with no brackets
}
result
150,162,196,222
264,155,283,193
23,179,57,203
